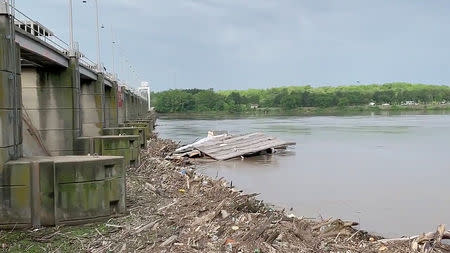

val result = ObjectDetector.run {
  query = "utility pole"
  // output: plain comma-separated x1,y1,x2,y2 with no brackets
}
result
94,0,101,72
68,0,75,55
111,25,115,79
82,0,101,71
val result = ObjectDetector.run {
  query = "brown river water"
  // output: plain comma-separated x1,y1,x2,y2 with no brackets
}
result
156,111,450,237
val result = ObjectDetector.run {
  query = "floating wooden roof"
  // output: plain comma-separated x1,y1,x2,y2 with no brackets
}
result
192,132,296,161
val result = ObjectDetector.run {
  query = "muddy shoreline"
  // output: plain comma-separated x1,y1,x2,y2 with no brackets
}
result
1,135,448,252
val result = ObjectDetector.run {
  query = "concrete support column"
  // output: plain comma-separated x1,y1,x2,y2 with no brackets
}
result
113,81,119,126
22,58,81,156
140,98,147,116
126,94,137,120
71,57,81,141
124,91,130,121
137,97,142,118
133,96,137,119
104,82,118,127
117,86,126,124
0,13,22,164
80,74,104,136
134,95,140,119
123,90,129,122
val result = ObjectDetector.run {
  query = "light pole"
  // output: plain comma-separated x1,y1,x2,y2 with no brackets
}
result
82,0,101,72
94,0,101,72
111,26,116,79
68,0,75,55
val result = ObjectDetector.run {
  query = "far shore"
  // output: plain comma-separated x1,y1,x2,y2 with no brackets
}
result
156,104,450,119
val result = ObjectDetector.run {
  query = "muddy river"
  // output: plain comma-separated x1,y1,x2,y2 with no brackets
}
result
156,112,450,237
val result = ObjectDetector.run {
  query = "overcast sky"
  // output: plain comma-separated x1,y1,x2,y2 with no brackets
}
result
18,0,450,91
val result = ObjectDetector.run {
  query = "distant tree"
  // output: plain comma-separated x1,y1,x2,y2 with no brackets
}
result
153,89,194,113
280,93,298,109
194,90,225,111
152,83,450,112
227,92,243,105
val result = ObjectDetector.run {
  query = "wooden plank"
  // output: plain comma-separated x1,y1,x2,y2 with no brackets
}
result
196,134,278,154
193,133,295,161
195,133,267,151
212,140,289,159
203,138,285,156
211,142,286,160
194,133,263,150
197,134,279,152
195,134,270,154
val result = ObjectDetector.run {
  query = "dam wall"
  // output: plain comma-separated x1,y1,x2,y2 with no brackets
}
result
0,8,155,228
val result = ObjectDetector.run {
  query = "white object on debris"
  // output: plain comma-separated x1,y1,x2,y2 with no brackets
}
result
175,131,229,153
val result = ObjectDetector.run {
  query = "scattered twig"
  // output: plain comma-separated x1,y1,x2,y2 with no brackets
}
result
160,235,178,247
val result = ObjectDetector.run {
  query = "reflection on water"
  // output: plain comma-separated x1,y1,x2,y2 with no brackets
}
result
157,112,450,237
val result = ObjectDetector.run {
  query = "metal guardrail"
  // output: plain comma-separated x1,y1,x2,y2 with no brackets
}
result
5,1,143,97
7,1,98,72
79,57,97,71
12,6,69,53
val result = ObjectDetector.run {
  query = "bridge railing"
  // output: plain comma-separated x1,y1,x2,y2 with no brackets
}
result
79,55,98,72
9,3,70,54
8,2,98,72
6,1,134,88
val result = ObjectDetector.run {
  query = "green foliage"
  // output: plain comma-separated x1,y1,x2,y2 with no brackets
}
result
1,223,113,252
152,89,194,112
151,83,450,113
193,89,225,111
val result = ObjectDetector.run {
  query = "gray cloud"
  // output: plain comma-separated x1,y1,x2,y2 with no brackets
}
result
17,0,450,90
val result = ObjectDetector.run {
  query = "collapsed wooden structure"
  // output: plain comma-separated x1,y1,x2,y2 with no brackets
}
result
171,132,296,161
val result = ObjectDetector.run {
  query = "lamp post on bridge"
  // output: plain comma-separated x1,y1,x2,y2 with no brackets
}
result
68,0,101,71
68,0,117,77
111,25,116,80
68,0,75,56
82,0,101,72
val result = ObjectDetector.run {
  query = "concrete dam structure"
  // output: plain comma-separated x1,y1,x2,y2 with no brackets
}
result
0,2,155,227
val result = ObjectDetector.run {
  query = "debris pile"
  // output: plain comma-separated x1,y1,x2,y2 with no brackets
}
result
2,135,449,252
170,131,296,161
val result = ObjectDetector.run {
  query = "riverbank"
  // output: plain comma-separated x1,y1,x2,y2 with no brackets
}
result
157,104,450,119
0,135,448,252
258,104,450,115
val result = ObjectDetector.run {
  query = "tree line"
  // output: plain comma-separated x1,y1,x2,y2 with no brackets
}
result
151,83,450,113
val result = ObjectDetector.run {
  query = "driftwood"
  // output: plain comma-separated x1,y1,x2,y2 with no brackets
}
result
379,226,450,244
160,235,178,247
379,224,450,252
191,199,226,227
188,150,201,158
242,215,275,242
311,217,333,230
133,219,161,234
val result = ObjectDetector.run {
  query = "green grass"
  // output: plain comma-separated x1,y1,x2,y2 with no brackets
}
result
0,223,113,252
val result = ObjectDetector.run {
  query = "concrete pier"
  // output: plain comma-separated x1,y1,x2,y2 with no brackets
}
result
21,60,81,156
104,83,118,128
103,127,148,149
0,13,22,164
1,155,125,227
75,135,141,168
80,73,105,137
